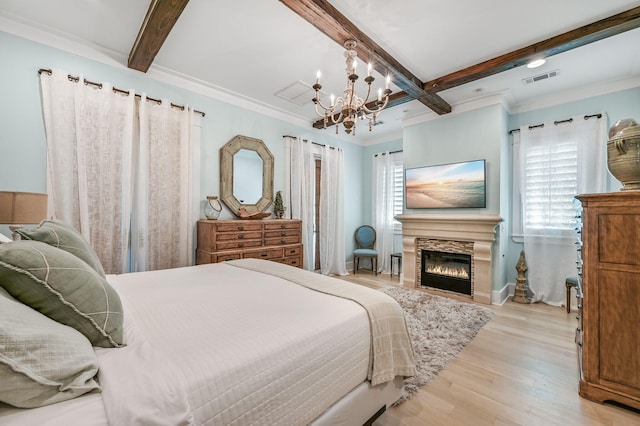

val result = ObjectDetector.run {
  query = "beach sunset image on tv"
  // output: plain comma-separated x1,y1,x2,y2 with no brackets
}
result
405,159,486,209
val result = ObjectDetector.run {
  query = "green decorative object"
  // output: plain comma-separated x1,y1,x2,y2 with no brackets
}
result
274,191,285,219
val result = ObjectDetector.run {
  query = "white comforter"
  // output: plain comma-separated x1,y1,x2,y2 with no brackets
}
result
102,262,372,425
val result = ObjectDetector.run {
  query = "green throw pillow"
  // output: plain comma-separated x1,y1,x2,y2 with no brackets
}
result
0,287,101,408
16,219,106,277
0,241,124,348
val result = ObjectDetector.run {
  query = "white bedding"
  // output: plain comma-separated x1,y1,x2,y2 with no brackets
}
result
1,261,410,425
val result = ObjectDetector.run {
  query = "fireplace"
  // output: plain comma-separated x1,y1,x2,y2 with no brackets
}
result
395,214,502,305
421,250,472,295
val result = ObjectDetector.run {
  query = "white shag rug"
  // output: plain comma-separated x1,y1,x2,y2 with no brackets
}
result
380,286,495,404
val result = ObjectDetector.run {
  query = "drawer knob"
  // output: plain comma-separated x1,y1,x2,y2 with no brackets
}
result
238,226,244,231
281,232,286,236
280,224,286,229
238,243,245,248
281,239,286,244
261,253,268,257
238,235,244,239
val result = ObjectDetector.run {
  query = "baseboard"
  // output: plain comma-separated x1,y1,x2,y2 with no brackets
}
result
491,282,515,305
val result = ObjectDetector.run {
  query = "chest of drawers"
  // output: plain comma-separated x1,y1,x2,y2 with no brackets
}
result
196,219,303,268
576,192,640,410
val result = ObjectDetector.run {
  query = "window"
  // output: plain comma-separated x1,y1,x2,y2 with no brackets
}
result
521,141,577,231
512,115,607,239
512,133,579,238
393,157,403,232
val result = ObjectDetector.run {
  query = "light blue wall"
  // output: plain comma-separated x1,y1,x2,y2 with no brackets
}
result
403,104,506,292
504,87,640,285
404,104,504,215
0,32,363,255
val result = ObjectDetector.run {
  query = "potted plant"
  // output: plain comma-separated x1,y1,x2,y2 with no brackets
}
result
273,191,285,219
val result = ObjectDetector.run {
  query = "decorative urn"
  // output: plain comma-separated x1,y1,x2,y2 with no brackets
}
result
607,119,640,191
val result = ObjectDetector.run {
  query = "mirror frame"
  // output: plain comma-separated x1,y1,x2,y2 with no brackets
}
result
220,135,274,216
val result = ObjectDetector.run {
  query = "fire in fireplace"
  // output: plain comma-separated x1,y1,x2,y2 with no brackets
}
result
421,250,472,295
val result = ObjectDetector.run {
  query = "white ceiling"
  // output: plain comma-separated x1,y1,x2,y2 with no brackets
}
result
1,0,639,144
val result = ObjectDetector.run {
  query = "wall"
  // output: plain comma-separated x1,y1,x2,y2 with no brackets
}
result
0,32,364,257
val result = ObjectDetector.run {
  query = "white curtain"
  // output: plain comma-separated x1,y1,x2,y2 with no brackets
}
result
284,136,347,275
519,114,607,305
319,145,347,275
284,136,315,270
41,69,198,273
40,70,135,274
130,97,197,272
372,152,395,273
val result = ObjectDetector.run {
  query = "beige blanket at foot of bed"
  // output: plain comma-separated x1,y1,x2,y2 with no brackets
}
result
227,259,416,386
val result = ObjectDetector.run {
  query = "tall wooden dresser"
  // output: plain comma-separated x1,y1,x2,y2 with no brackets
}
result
196,219,303,268
576,192,640,410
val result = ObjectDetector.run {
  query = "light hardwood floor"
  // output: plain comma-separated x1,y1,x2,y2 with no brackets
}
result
336,271,640,426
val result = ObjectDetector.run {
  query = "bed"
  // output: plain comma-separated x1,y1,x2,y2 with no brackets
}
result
0,222,415,426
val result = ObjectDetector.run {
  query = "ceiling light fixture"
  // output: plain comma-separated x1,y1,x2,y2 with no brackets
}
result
313,40,392,135
527,58,546,69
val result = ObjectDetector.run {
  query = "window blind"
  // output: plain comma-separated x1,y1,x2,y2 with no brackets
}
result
523,141,577,230
393,160,403,232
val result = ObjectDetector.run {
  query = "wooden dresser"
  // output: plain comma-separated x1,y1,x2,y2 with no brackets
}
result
576,192,640,410
196,219,303,268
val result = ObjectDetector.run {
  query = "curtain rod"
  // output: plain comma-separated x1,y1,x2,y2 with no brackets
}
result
281,135,339,150
374,150,403,157
508,113,601,134
38,68,205,117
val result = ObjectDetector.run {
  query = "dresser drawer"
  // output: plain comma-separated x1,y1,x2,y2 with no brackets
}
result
196,250,242,264
264,229,300,238
264,222,300,231
215,239,262,251
264,235,300,246
215,222,262,233
216,231,262,241
283,244,302,257
243,247,284,260
275,256,302,268
214,252,242,262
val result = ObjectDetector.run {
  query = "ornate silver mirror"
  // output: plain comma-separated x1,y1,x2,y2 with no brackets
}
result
220,135,274,216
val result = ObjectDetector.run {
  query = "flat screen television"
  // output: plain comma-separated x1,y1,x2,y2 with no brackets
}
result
405,159,486,209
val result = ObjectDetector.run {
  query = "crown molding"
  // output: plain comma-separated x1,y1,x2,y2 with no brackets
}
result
0,12,313,130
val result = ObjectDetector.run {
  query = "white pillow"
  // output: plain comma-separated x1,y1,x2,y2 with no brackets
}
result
0,233,11,243
0,287,101,408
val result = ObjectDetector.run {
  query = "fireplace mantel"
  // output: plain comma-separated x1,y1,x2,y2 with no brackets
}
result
396,214,502,304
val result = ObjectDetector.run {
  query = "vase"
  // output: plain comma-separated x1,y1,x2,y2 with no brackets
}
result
607,124,640,191
204,195,222,220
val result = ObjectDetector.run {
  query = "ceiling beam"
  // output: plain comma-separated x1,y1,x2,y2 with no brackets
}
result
128,0,190,73
423,6,640,93
311,5,640,129
279,0,452,115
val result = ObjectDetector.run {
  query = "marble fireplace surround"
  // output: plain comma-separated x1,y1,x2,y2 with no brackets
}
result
396,214,502,305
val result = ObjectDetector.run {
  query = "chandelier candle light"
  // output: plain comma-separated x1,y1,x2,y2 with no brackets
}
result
313,40,392,135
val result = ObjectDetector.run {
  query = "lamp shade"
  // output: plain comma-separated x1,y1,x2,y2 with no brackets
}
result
0,191,48,224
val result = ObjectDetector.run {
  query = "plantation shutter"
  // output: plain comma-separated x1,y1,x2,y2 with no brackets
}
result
522,141,577,231
393,156,403,232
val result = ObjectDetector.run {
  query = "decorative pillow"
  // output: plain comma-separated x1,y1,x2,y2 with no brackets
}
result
0,233,11,243
0,241,124,348
0,287,101,408
16,219,106,277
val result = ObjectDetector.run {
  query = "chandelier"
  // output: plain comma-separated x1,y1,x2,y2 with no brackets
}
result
312,40,392,135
